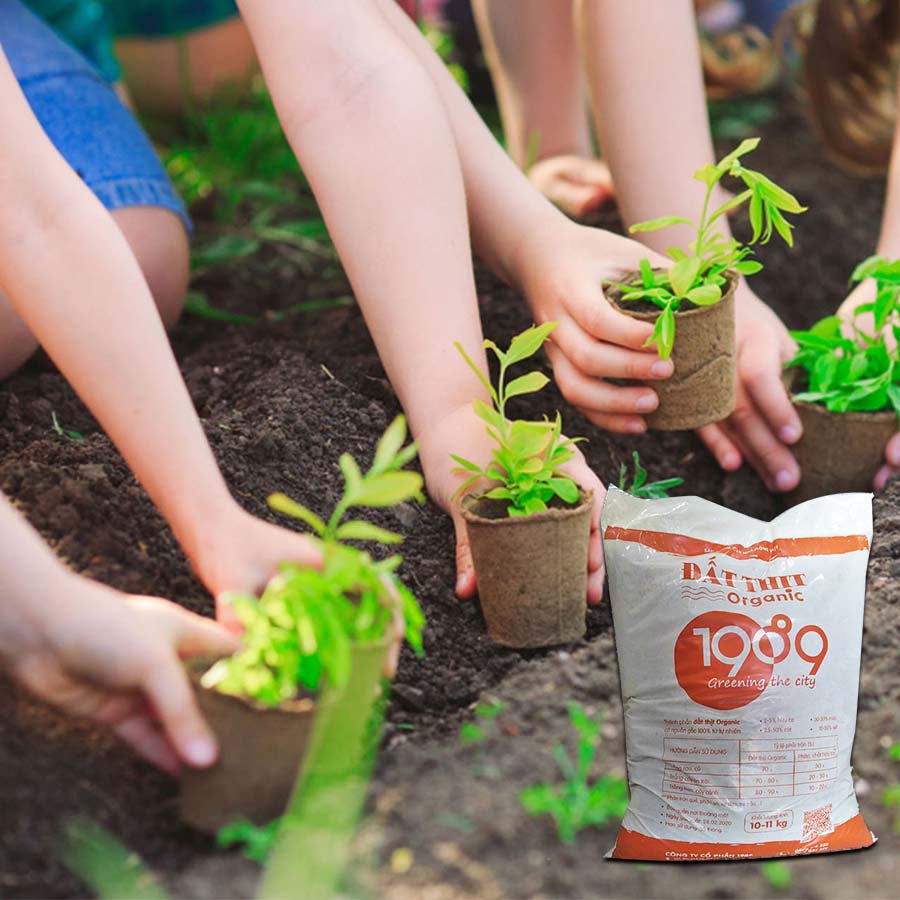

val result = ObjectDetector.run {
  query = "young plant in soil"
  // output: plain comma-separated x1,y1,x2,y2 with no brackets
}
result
618,451,684,499
784,256,900,503
180,416,426,831
608,137,805,430
520,703,628,845
452,323,594,648
883,742,900,834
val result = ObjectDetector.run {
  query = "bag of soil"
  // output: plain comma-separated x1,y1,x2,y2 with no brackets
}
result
601,487,876,861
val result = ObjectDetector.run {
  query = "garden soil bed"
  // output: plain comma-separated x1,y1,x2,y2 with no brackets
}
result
1,101,899,899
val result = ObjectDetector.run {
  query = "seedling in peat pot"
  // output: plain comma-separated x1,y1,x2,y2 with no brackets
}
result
618,451,684,499
520,703,628,845
607,138,805,430
452,323,594,648
180,416,426,832
784,256,900,503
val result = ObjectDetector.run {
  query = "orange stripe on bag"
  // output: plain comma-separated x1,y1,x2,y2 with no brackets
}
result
602,527,869,561
611,812,875,861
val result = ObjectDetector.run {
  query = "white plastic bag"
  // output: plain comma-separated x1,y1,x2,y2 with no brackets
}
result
601,487,875,861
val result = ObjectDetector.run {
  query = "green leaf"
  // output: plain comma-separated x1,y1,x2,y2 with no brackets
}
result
508,420,553,458
339,453,363,495
733,259,763,276
371,415,408,475
749,190,763,242
645,305,676,360
268,493,326,536
506,322,558,365
505,371,550,400
335,520,404,544
669,256,701,297
454,342,498,403
352,471,424,507
450,454,482,473
473,398,503,430
693,162,720,188
686,284,722,306
630,215,692,234
752,172,805,214
548,477,579,504
716,136,761,173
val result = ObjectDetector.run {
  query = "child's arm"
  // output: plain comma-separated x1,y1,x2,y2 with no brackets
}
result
0,492,237,772
364,0,677,436
0,48,320,620
575,0,803,492
838,66,900,489
235,0,607,601
383,0,802,490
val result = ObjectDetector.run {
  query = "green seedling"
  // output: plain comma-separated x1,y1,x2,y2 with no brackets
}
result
520,702,628,844
183,291,258,326
458,699,506,745
618,451,684,499
611,138,804,359
51,412,83,441
203,416,426,707
761,860,792,892
785,257,900,421
218,818,281,863
452,323,583,517
884,741,900,833
62,820,167,900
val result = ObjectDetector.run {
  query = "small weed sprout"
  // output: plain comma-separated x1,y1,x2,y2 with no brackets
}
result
452,323,583,517
458,699,506,746
520,703,628,844
611,138,804,359
884,742,900,833
51,412,83,441
217,818,281,863
761,860,792,892
786,257,900,419
203,416,426,706
618,451,684,499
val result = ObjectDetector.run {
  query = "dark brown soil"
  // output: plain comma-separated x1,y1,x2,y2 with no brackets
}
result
1,99,898,899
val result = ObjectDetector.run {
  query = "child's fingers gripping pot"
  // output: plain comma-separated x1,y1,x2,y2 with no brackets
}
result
601,487,876,861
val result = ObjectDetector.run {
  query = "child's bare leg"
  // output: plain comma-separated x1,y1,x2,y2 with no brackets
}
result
471,0,612,218
115,17,258,116
0,206,188,378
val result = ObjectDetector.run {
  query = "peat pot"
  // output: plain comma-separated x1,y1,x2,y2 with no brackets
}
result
179,660,322,832
461,488,594,648
788,393,896,506
609,271,737,430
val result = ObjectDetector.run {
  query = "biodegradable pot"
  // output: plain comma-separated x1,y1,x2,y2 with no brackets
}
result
179,661,321,832
179,636,393,832
609,271,737,430
461,489,593,648
787,393,896,506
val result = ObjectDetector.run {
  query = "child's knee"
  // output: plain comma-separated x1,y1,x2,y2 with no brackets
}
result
112,207,190,329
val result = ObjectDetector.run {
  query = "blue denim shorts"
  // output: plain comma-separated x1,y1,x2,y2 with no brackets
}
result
1,0,191,232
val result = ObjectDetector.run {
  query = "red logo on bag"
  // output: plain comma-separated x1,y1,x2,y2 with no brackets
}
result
674,611,775,710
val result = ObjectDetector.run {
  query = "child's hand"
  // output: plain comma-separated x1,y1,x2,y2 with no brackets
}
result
418,403,606,605
696,284,803,492
513,220,675,434
839,278,899,491
182,506,323,630
6,576,237,774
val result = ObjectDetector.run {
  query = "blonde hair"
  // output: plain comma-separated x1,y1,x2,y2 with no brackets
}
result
783,0,900,173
